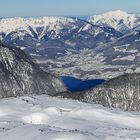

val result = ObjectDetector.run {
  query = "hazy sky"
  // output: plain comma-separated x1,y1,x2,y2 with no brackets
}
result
0,0,140,17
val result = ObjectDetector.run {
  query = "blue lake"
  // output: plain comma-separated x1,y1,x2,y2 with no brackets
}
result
62,76,106,92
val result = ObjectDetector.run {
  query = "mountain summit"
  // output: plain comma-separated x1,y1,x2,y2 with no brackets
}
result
101,10,129,17
89,10,140,34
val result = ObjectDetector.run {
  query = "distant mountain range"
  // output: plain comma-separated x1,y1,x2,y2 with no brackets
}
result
1,10,140,79
89,10,140,34
0,15,122,58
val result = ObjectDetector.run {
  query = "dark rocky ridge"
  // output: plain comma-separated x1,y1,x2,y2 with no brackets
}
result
0,43,66,98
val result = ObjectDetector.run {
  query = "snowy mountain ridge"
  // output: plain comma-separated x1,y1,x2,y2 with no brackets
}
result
0,16,78,39
1,10,139,41
90,10,140,34
0,14,122,60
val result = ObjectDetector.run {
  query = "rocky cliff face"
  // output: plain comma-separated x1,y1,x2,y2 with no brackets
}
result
0,43,66,98
80,73,140,111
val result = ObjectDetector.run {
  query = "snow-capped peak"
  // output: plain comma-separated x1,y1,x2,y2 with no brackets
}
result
89,10,140,34
0,16,79,40
0,16,77,34
102,10,129,17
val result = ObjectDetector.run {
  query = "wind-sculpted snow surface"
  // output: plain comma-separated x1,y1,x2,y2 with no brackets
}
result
81,73,140,111
0,43,66,98
0,95,140,140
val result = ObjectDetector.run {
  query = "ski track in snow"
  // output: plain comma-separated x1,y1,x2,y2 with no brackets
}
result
0,95,140,140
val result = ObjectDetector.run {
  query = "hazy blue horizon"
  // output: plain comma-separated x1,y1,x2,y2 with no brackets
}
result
0,0,140,17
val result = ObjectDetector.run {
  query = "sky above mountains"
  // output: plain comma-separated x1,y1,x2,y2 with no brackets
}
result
0,0,140,17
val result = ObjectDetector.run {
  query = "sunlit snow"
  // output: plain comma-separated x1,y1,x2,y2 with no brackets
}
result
0,95,140,140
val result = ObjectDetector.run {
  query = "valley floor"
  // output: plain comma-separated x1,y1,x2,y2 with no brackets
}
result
0,95,140,140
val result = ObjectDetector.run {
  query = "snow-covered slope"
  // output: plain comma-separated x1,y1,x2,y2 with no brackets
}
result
78,73,140,111
0,43,66,98
90,10,140,34
0,95,140,140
